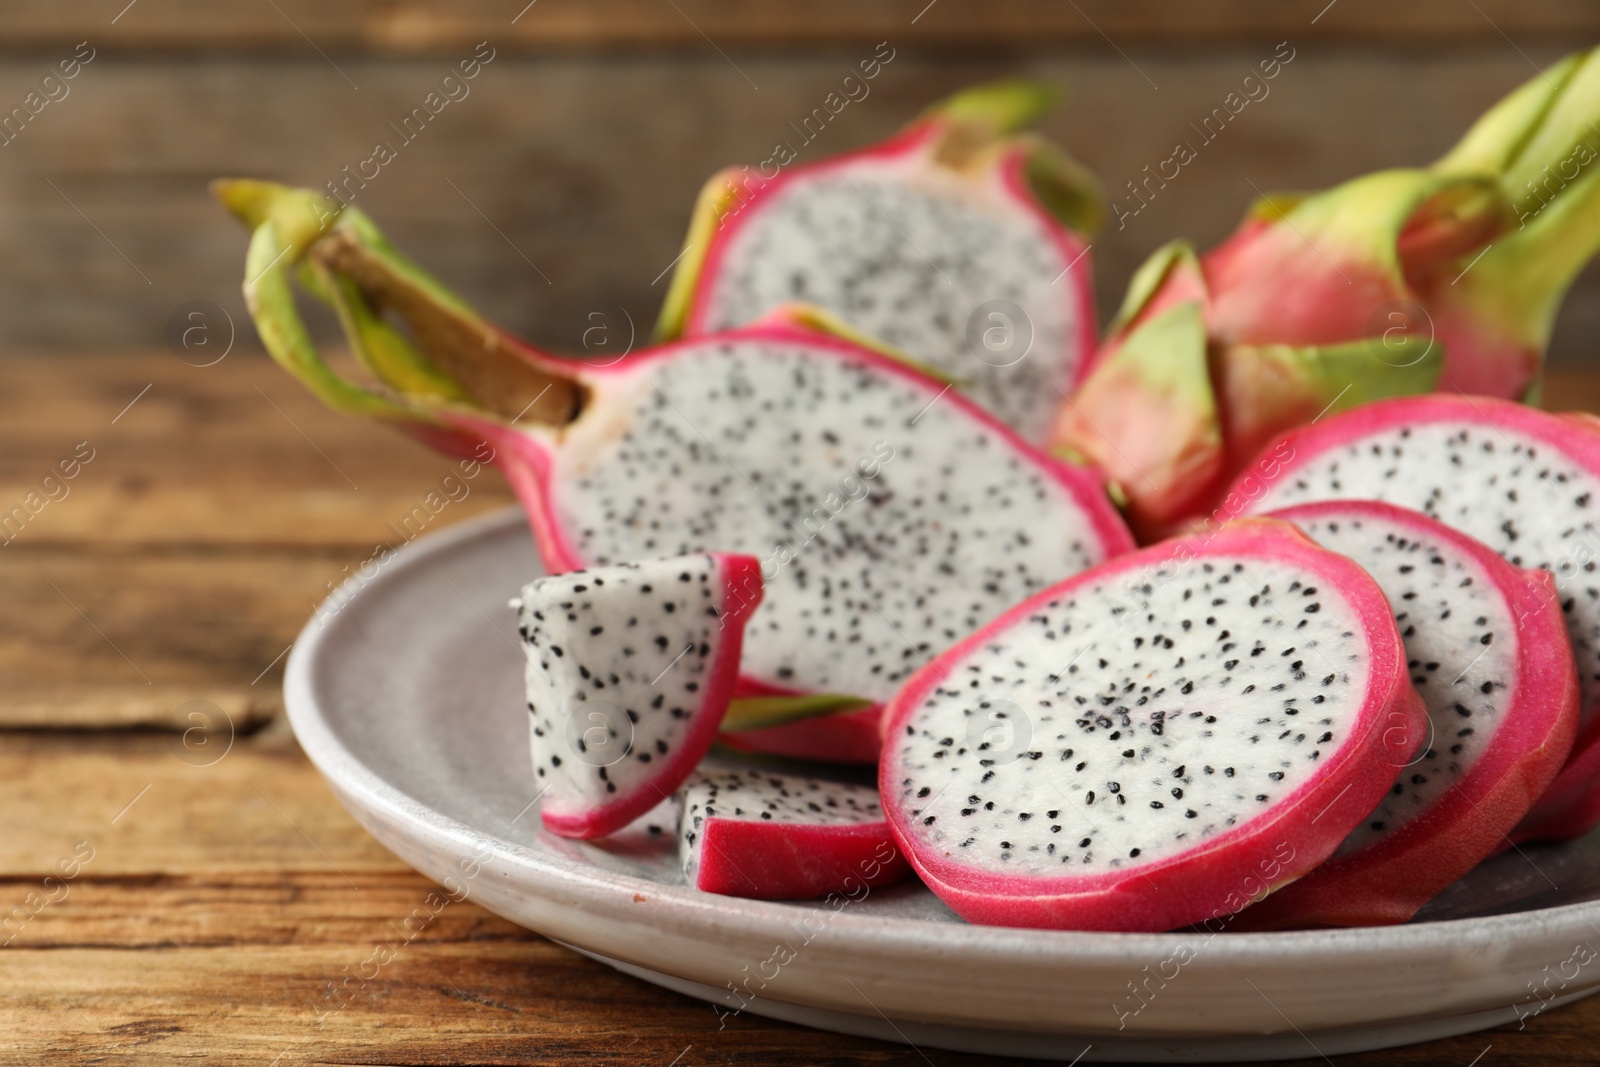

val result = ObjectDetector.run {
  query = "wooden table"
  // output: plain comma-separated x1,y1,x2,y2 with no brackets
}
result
9,348,1600,1065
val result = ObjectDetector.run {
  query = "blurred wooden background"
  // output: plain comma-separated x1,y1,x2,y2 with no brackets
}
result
2,0,1599,362
7,6,1600,1063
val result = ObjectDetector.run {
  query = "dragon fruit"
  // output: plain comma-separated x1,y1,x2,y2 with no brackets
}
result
1052,48,1600,539
217,181,1133,741
1229,393,1600,840
678,769,907,899
655,79,1102,442
1233,501,1577,928
516,554,762,839
1428,46,1600,399
880,518,1426,932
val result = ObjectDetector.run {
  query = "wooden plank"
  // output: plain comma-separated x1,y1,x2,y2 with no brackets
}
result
3,0,1598,52
0,732,399,875
2,942,1029,1066
0,548,346,726
0,351,516,549
0,872,535,948
0,731,1596,1063
1,50,1595,367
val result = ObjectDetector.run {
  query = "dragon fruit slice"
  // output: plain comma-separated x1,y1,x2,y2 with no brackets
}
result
678,769,907,899
1514,727,1600,842
516,553,762,839
1052,48,1600,538
218,182,1133,732
881,519,1426,932
1233,501,1577,927
656,80,1102,442
1229,394,1600,839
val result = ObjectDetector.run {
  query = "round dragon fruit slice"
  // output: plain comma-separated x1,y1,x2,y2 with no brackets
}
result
1228,394,1600,838
1233,501,1577,928
656,80,1102,442
678,769,907,900
880,519,1426,932
517,553,763,839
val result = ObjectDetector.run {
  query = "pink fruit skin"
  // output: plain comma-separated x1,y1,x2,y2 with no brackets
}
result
1232,501,1578,929
719,706,884,765
693,818,909,900
1202,220,1403,350
1226,396,1600,842
434,319,1133,734
1227,395,1600,504
879,519,1427,932
536,552,765,840
1515,715,1600,842
1413,280,1541,399
678,119,1100,397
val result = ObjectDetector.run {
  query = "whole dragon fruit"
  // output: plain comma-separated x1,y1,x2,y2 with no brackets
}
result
1237,501,1577,928
880,518,1426,932
217,180,1133,748
1052,47,1600,540
656,79,1102,442
1227,394,1600,841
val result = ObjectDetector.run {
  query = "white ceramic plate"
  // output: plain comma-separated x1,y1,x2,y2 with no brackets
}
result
285,506,1600,1062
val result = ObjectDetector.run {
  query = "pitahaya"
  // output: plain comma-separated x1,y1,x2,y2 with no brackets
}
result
1428,46,1600,399
678,769,907,899
655,79,1102,442
1234,501,1577,928
1053,47,1600,539
1228,393,1600,840
880,518,1426,932
516,554,762,839
217,181,1133,743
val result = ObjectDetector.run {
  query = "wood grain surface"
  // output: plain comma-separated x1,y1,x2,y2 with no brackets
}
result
6,0,1600,51
4,348,1600,1064
1,7,1598,369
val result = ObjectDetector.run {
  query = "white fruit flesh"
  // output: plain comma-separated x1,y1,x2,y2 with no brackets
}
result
519,555,733,814
890,557,1372,875
1255,422,1600,726
698,160,1081,440
552,338,1116,702
1282,510,1514,854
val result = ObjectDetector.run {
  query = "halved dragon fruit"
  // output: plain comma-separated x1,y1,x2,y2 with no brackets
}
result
880,519,1426,932
656,80,1102,442
1229,394,1600,840
517,553,762,839
1234,501,1577,927
217,181,1133,744
679,769,907,899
